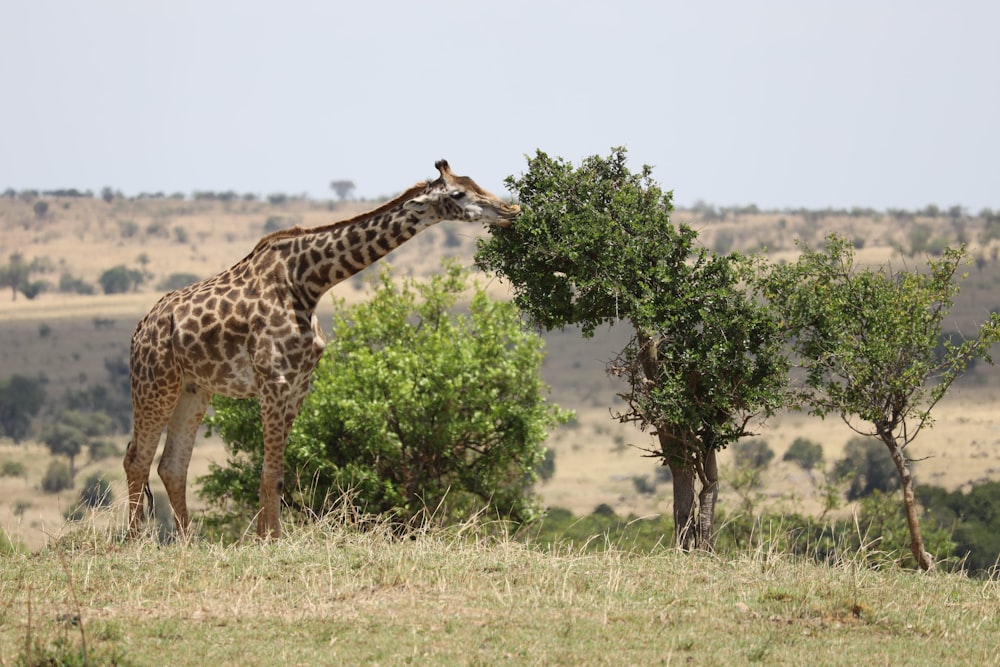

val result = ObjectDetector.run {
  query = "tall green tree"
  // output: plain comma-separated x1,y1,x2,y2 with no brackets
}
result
476,148,788,550
202,263,569,528
0,252,31,301
759,235,1000,570
0,375,46,442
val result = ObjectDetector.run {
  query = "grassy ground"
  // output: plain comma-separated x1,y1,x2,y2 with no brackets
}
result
2,512,998,666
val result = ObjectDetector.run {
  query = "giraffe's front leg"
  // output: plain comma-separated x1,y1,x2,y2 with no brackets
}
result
256,382,303,539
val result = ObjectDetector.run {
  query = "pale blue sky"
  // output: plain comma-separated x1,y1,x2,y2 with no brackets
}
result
1,1,998,211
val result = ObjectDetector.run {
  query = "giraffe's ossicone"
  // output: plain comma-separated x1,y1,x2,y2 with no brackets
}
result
125,160,519,539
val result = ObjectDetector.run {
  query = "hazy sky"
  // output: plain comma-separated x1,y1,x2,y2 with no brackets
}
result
2,1,998,211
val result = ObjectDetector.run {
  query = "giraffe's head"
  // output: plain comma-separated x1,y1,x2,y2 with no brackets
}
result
404,160,520,228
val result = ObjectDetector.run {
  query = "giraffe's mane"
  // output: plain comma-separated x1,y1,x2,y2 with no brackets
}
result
245,178,436,256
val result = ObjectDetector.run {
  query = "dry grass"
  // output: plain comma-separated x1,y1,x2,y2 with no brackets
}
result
1,510,998,666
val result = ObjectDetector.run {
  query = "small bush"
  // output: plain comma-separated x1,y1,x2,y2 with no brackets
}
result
783,437,824,471
59,272,95,295
157,273,201,291
834,437,900,500
89,439,121,461
41,460,73,493
1,460,27,478
263,216,285,234
79,473,114,508
732,439,775,470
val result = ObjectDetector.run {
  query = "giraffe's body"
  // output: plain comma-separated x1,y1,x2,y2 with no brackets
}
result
125,161,519,538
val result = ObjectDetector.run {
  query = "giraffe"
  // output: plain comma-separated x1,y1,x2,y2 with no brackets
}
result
125,160,520,539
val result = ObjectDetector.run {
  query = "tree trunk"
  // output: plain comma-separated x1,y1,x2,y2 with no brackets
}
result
669,458,697,550
882,434,935,571
697,447,719,552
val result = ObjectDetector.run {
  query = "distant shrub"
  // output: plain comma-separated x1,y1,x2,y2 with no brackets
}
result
713,230,734,254
41,460,73,493
834,437,900,501
89,439,120,461
732,439,775,470
99,265,144,294
1,460,26,478
19,280,48,300
146,220,170,238
263,216,285,234
632,474,656,495
118,220,139,238
78,473,114,508
535,448,556,483
783,437,824,471
157,273,200,291
59,272,95,295
173,226,189,244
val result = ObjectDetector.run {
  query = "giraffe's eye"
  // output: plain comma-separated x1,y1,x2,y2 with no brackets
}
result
449,190,466,200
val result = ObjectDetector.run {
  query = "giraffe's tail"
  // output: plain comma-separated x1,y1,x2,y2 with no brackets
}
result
142,483,154,523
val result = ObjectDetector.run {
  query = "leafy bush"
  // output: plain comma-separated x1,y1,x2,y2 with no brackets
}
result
98,265,144,294
202,264,571,528
732,439,775,470
1,460,26,478
58,272,95,295
917,482,1000,575
833,437,900,500
78,473,114,508
157,273,201,291
89,439,121,461
783,437,824,470
41,460,73,493
0,374,46,442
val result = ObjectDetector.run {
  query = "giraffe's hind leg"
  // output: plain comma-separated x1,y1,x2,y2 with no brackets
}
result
157,383,212,539
125,391,179,538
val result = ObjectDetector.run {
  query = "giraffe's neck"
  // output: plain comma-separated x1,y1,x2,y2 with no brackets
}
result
276,207,441,311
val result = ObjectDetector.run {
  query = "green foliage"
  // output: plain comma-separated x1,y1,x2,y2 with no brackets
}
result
41,460,73,493
1,460,27,478
98,264,145,294
528,506,672,553
40,410,113,475
40,420,87,471
476,149,788,453
535,448,556,483
263,215,285,234
732,439,775,470
157,272,201,291
782,437,823,471
917,482,1000,575
759,234,1000,569
78,473,114,508
59,272,95,295
0,252,32,300
761,235,1000,429
0,374,46,442
834,437,900,501
202,263,570,527
88,439,120,461
476,148,789,547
